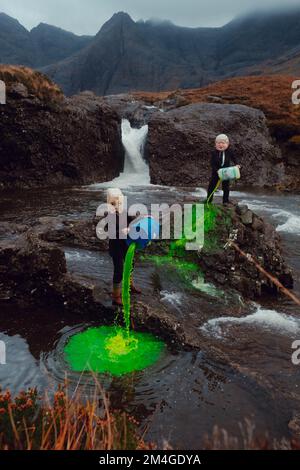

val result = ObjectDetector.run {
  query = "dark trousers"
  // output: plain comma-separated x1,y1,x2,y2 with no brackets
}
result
207,171,230,203
109,240,129,286
110,251,126,286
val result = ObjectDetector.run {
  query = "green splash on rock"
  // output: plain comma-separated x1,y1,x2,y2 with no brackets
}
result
142,204,232,293
168,203,223,256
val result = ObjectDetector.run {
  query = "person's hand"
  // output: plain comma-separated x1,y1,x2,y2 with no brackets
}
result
121,228,130,235
237,165,241,169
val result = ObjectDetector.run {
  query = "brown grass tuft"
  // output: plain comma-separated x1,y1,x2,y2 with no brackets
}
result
0,380,152,451
133,75,300,139
0,65,63,102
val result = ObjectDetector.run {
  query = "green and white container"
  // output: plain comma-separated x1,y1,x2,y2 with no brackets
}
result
218,165,241,181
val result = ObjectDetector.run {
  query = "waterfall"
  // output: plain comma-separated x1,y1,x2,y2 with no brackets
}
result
121,119,150,181
90,119,150,189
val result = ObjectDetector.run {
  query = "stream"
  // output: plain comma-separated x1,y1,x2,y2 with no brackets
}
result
0,120,300,449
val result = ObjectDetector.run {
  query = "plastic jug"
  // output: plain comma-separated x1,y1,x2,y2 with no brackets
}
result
218,165,241,181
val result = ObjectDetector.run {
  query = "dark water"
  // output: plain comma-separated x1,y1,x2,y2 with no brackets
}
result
0,184,300,449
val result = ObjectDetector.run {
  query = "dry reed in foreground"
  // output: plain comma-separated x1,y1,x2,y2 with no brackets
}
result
0,381,151,451
1,382,299,450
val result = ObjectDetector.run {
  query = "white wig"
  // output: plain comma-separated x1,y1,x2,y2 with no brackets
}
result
215,134,230,143
107,188,124,212
107,188,124,200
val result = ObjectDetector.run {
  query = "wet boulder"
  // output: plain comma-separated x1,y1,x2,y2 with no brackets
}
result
0,68,124,190
199,204,294,299
33,216,108,251
146,102,283,188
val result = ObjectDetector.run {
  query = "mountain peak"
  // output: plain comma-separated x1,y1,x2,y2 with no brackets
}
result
225,5,300,28
96,11,135,37
101,11,134,29
31,22,75,37
111,11,134,22
0,11,29,31
35,22,56,29
32,22,60,32
0,11,15,20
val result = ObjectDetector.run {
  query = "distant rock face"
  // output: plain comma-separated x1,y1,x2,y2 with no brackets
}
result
145,103,283,188
0,12,91,68
40,9,300,96
40,12,218,96
0,83,124,190
0,13,38,67
2,9,300,95
30,23,91,67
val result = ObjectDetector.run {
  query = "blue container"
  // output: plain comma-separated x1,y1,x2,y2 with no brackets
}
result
127,216,160,249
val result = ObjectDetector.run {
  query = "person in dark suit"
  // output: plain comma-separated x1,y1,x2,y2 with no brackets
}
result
206,134,240,205
106,188,141,307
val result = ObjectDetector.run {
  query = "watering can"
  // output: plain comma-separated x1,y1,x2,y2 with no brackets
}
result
218,165,241,182
127,216,160,249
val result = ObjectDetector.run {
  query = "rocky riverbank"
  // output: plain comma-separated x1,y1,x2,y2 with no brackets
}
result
0,67,123,190
0,203,294,350
1,67,299,192
101,90,291,189
146,103,281,187
133,75,300,191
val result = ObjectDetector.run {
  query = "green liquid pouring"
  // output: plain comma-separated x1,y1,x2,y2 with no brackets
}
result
64,241,165,376
122,242,137,332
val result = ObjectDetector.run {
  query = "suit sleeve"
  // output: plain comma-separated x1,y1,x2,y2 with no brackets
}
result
230,149,237,165
128,214,137,226
210,151,218,171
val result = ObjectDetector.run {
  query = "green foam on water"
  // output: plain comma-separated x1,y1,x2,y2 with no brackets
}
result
64,326,165,376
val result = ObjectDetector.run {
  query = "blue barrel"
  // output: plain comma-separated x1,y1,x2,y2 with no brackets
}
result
127,216,160,249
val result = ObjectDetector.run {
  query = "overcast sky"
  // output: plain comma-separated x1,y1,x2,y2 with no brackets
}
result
0,0,299,35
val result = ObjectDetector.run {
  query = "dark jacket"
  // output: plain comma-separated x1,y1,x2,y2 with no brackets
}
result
210,148,237,173
107,212,136,257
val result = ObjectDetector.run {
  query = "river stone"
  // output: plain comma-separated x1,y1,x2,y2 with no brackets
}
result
252,216,265,232
241,210,253,225
9,82,29,99
146,102,282,187
236,204,249,215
